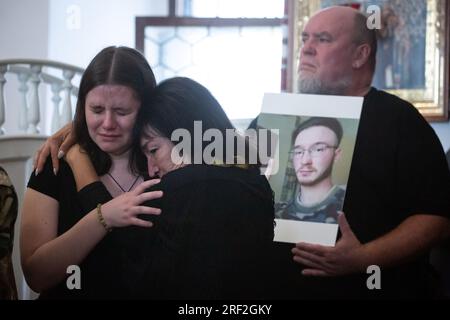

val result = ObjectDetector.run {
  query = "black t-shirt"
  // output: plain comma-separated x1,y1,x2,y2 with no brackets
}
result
345,88,450,241
271,88,450,299
27,158,123,299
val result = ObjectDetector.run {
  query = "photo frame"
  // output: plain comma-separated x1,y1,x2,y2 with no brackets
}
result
258,93,363,246
290,0,449,121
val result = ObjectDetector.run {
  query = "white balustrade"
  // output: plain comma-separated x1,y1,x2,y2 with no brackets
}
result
0,65,6,134
0,59,83,135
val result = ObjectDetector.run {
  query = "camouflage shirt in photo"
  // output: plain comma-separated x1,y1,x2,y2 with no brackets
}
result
275,185,345,224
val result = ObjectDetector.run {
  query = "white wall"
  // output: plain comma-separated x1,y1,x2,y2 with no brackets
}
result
48,0,167,68
431,122,450,153
0,0,49,60
0,0,50,135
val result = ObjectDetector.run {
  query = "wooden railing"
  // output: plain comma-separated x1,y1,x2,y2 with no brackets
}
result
0,59,84,135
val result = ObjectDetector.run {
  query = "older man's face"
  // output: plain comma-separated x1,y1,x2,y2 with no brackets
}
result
298,8,356,95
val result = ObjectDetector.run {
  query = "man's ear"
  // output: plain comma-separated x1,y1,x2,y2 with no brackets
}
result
333,147,342,163
352,43,371,69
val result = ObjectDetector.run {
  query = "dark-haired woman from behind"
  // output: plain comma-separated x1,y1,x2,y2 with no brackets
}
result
130,77,275,299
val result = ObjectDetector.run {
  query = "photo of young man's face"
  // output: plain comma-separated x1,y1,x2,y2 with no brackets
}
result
258,93,363,245
292,125,341,187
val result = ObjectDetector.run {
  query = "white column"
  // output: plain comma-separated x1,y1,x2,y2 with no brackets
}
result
61,69,75,125
0,65,6,135
51,82,62,133
27,65,42,134
17,72,29,132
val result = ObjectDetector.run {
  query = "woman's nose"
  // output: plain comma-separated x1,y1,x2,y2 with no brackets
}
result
147,159,159,178
102,112,117,129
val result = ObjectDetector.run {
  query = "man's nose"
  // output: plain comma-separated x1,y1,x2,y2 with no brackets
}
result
300,151,313,164
300,38,316,56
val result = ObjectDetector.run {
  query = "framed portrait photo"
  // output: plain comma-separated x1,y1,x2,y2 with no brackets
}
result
258,93,363,246
289,0,449,121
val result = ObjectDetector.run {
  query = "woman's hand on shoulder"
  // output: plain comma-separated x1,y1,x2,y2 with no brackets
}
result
33,122,75,175
101,179,163,228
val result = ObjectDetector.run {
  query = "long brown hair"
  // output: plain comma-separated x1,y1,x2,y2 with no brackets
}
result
73,46,156,175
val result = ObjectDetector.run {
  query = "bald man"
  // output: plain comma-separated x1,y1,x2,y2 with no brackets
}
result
274,6,450,299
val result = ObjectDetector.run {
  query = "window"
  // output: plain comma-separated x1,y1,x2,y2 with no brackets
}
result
136,0,292,124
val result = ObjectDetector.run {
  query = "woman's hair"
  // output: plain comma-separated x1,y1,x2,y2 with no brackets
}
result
73,46,156,175
135,77,257,167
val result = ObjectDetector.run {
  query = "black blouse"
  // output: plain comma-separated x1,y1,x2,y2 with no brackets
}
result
27,158,125,299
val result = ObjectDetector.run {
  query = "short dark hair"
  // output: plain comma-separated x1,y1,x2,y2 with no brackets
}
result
353,10,377,74
292,117,343,146
135,77,257,166
73,46,156,176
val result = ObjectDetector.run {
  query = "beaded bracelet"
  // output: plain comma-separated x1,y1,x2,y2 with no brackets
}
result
96,204,112,232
